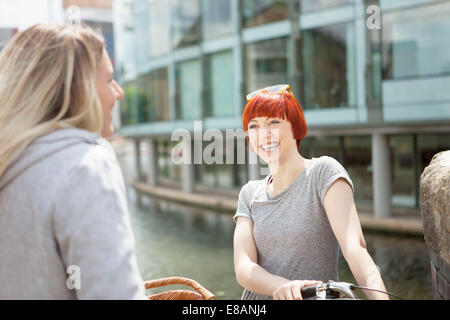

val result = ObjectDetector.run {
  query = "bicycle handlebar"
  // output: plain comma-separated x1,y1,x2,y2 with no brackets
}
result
300,281,402,300
300,285,318,299
301,281,358,300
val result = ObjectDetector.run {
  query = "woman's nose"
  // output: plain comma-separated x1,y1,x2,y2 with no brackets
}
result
114,81,124,100
259,128,279,141
258,126,272,137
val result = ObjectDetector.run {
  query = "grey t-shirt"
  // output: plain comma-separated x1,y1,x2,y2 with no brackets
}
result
233,156,354,300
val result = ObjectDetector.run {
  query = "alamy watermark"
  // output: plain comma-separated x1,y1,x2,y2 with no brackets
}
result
65,5,81,26
169,120,280,175
170,121,250,165
367,5,381,30
66,265,81,290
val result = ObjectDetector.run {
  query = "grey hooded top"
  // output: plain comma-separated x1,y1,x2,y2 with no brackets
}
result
0,128,146,299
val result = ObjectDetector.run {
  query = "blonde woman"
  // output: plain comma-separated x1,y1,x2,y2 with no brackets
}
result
0,24,146,299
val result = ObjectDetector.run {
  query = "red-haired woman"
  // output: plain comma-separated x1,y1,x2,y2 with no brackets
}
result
233,85,388,300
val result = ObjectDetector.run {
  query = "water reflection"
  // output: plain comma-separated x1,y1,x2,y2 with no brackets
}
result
128,190,432,300
338,232,432,300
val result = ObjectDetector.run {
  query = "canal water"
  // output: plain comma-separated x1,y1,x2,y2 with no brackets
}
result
127,191,432,300
117,141,433,300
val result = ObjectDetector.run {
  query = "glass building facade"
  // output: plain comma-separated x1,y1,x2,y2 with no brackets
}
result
0,28,16,52
114,0,450,214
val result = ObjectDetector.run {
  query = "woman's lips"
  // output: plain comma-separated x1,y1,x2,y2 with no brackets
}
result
260,142,279,152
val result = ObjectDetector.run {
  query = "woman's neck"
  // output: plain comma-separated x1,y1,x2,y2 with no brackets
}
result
267,151,308,196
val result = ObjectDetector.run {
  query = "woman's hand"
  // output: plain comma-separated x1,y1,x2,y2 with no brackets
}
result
273,280,322,300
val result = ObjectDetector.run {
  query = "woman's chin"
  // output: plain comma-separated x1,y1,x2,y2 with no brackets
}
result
259,153,280,167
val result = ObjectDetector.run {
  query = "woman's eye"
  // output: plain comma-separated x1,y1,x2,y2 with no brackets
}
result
249,125,257,129
270,121,279,125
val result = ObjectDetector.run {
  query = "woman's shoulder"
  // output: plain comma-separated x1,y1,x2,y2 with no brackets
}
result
45,129,125,201
314,155,341,166
307,156,350,185
37,128,114,158
312,156,346,173
30,128,119,178
239,176,268,195
313,155,354,196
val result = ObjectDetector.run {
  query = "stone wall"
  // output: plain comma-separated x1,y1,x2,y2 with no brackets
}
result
420,150,450,300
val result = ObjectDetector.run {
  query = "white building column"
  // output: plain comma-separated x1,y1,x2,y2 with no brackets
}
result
182,164,195,193
134,139,143,206
134,139,142,181
147,138,158,186
372,133,392,218
231,0,244,115
182,139,195,193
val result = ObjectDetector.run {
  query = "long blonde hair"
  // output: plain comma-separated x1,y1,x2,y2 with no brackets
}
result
0,23,105,179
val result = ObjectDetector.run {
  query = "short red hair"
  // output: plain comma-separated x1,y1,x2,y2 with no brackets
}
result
242,91,308,150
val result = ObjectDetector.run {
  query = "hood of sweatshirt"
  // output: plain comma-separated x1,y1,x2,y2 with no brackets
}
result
0,128,102,193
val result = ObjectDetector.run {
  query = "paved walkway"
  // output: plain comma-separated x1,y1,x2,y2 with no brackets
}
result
132,181,423,237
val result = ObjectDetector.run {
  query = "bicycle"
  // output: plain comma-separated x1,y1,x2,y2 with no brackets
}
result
301,281,402,300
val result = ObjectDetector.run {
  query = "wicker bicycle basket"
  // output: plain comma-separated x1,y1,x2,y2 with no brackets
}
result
145,277,216,300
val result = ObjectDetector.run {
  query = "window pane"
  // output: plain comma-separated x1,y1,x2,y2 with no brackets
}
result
115,1,135,76
0,28,15,52
301,0,351,12
245,37,288,94
176,59,202,120
202,0,232,39
301,23,356,109
121,82,140,125
344,136,373,205
151,68,170,121
136,74,152,123
149,0,170,57
206,50,235,117
418,133,450,176
137,68,170,122
307,136,341,160
158,141,182,182
197,141,245,190
390,135,416,208
302,135,373,206
172,0,200,49
242,0,288,28
135,9,149,64
382,2,450,79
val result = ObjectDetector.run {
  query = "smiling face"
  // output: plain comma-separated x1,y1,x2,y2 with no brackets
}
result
242,91,308,155
247,116,298,165
96,49,124,138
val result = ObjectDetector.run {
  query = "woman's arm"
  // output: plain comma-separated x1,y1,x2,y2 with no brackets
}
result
323,178,389,300
233,217,321,299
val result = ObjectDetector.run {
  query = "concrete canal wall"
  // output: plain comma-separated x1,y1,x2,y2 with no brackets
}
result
132,180,423,237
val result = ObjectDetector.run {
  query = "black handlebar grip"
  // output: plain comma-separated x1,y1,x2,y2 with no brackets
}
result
301,285,317,299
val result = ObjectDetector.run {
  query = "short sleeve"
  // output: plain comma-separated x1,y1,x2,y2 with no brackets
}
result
233,184,253,223
317,156,354,204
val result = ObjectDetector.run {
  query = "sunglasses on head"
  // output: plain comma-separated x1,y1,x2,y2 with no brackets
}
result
246,84,294,101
